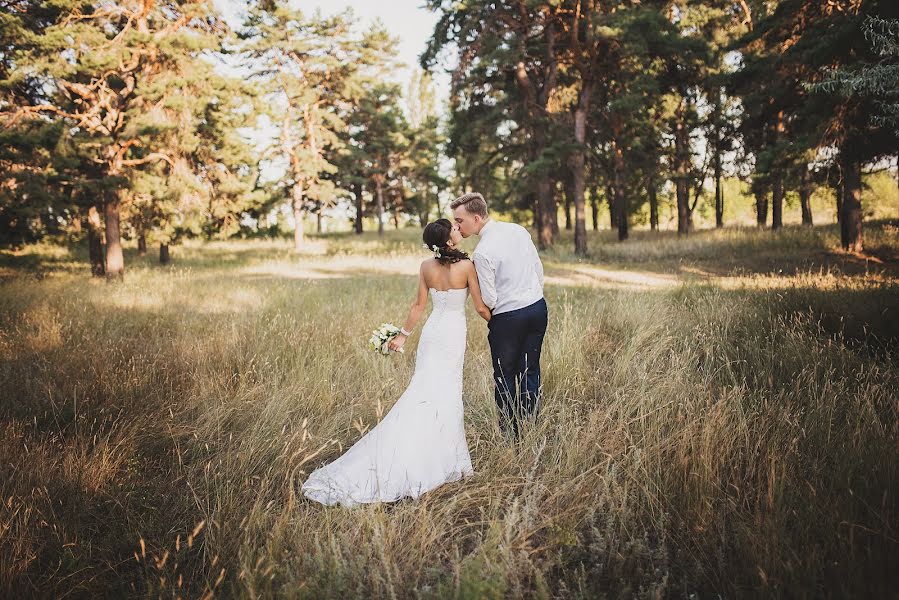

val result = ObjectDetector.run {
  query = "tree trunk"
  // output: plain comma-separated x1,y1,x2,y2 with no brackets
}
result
771,111,785,231
674,113,690,236
840,155,863,252
590,187,599,231
648,174,659,232
375,178,385,236
714,148,723,228
550,182,560,237
755,185,768,227
316,210,323,234
606,184,617,230
103,192,124,280
434,190,443,219
137,233,147,256
205,201,213,241
676,177,689,235
571,81,592,255
771,174,784,230
292,183,304,250
536,176,555,249
533,128,555,248
87,204,105,278
834,179,843,224
711,91,725,230
515,16,558,250
393,207,400,230
612,138,628,241
354,181,364,234
800,167,813,226
159,243,170,265
571,165,586,254
564,185,572,231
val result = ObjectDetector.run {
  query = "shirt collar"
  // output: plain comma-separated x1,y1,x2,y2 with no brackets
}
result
479,219,496,238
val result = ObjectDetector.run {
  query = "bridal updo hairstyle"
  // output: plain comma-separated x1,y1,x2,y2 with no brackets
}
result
423,218,469,265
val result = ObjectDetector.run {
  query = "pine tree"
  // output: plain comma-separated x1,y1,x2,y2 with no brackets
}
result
331,21,406,235
404,70,447,226
354,82,411,236
192,77,260,242
1,0,231,277
811,16,899,135
425,0,563,248
243,3,358,250
736,0,898,250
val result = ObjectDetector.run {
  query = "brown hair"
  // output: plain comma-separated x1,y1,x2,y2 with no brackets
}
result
422,219,469,265
450,192,488,218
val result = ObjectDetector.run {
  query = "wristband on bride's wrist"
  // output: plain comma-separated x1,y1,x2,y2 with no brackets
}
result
400,327,412,336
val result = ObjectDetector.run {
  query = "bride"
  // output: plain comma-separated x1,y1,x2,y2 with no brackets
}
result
302,218,492,507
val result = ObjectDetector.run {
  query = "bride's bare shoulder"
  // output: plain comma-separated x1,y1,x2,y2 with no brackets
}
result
419,258,442,278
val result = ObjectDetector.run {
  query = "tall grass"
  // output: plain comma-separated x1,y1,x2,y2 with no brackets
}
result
1,223,896,598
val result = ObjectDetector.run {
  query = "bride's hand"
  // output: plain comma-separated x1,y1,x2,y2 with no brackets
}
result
388,334,407,352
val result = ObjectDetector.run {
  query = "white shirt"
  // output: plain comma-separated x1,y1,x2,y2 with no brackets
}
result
472,219,545,315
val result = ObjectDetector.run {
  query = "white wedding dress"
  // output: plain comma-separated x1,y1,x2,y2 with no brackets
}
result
302,287,474,507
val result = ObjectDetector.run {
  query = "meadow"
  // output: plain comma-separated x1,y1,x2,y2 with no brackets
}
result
1,222,897,598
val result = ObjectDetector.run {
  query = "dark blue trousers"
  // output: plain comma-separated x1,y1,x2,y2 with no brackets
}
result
487,298,548,438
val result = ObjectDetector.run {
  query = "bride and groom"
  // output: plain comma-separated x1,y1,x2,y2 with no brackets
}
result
302,192,549,507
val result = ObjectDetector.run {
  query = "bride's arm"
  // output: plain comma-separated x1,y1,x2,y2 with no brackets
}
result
388,263,430,352
467,261,492,322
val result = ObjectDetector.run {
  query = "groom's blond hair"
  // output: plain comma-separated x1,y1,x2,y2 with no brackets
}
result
450,192,488,218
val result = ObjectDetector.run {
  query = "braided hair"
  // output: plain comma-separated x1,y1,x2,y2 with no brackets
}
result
422,218,469,265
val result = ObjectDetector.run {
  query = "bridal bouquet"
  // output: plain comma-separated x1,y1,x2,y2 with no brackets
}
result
369,323,404,354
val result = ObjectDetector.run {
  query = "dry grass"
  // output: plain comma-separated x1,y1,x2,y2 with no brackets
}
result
1,222,897,598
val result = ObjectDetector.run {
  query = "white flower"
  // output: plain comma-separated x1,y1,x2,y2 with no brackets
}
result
368,322,403,355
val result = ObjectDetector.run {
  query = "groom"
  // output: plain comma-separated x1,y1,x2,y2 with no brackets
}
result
451,192,548,439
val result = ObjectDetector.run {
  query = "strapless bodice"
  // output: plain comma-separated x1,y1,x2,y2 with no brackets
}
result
429,287,468,314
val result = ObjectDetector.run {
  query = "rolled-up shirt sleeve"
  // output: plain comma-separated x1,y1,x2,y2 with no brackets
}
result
473,251,497,309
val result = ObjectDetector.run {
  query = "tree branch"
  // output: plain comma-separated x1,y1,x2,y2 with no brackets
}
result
2,104,79,126
120,152,175,168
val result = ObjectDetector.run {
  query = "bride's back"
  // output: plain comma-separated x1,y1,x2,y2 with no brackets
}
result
421,258,470,291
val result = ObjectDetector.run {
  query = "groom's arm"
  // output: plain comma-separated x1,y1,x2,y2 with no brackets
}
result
466,261,492,322
472,252,497,311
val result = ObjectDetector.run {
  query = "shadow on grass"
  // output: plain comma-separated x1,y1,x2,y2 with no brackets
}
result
0,301,214,596
1,266,897,597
